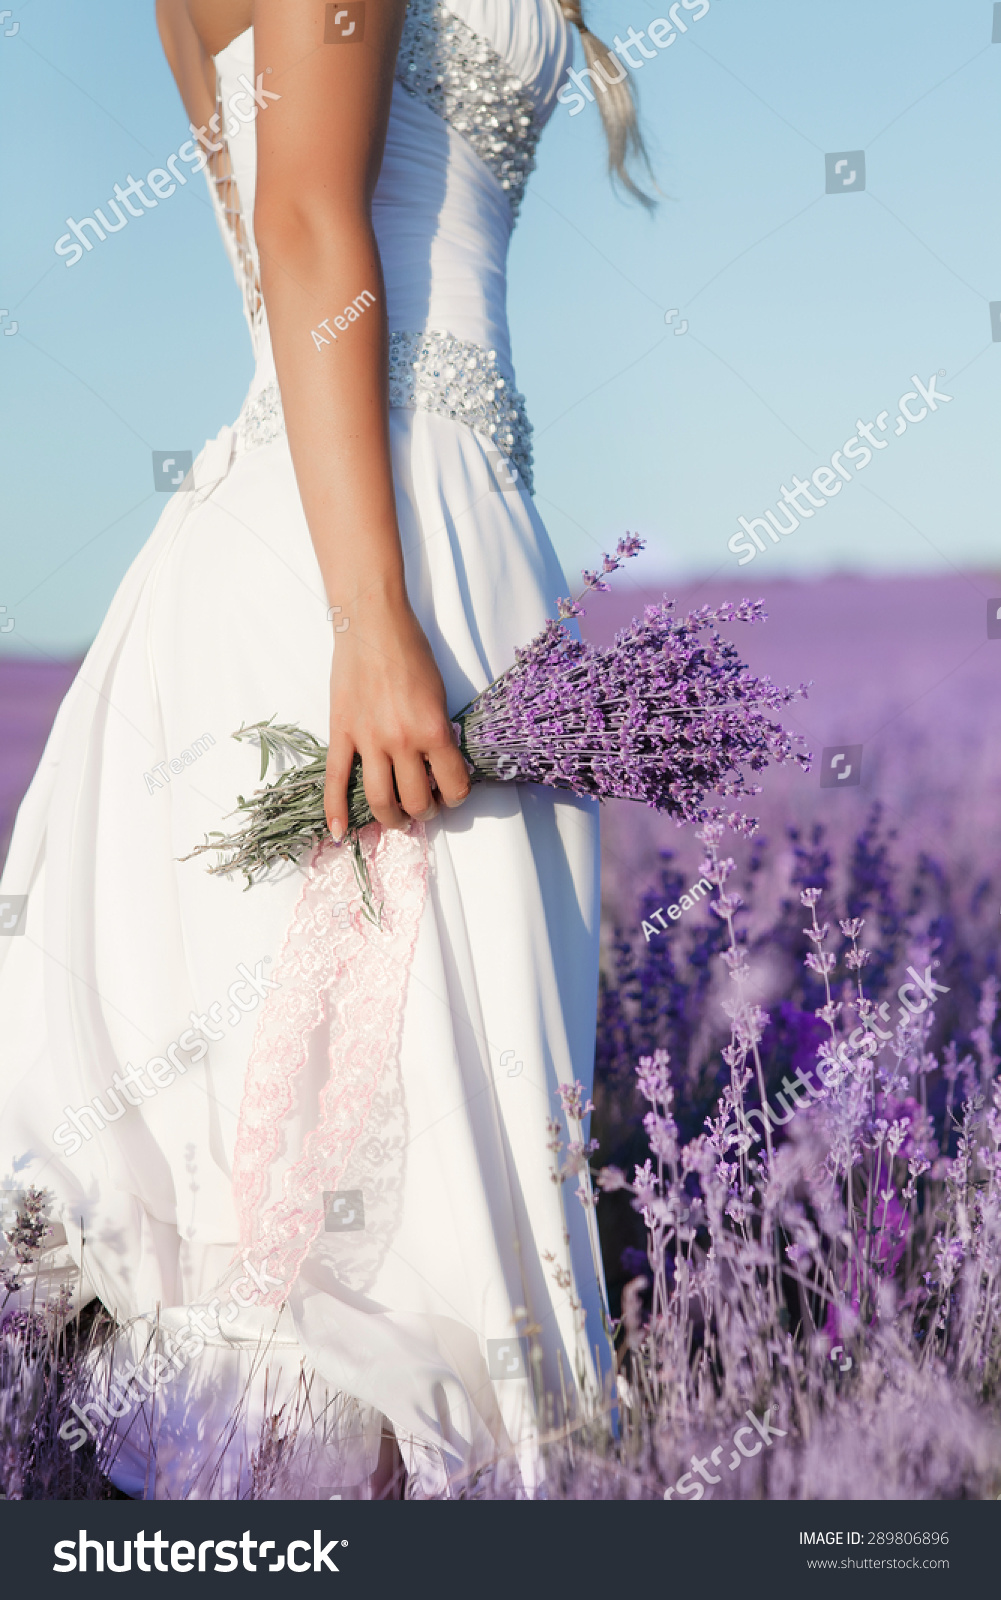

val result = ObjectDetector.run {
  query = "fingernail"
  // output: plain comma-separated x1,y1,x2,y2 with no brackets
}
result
329,819,344,842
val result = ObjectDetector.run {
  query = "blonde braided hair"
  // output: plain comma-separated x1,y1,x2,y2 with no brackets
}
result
557,0,655,208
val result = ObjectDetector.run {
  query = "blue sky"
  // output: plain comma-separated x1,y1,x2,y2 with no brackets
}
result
2,0,999,655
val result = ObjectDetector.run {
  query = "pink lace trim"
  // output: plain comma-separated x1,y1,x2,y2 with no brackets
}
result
230,822,428,1305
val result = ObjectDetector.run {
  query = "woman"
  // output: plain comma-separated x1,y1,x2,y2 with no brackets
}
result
0,0,646,1498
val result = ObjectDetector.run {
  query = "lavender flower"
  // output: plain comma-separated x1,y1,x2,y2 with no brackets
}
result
558,1080,595,1122
1,1188,52,1297
187,538,809,884
576,532,645,603
457,595,809,820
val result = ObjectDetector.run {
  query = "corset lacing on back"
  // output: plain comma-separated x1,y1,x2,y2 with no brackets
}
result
204,79,264,336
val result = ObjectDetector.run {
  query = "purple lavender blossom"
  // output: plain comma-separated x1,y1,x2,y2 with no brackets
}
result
456,591,810,821
190,536,808,888
1,1186,53,1296
576,533,646,602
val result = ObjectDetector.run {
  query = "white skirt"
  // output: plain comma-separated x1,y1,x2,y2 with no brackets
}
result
0,408,607,1498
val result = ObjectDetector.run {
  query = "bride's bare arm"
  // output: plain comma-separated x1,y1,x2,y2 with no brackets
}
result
252,0,470,835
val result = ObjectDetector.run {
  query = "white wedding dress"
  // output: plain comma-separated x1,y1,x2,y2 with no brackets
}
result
0,0,608,1498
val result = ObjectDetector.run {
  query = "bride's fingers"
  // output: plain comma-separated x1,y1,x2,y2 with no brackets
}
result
324,733,356,840
393,753,437,823
362,750,409,831
427,740,472,808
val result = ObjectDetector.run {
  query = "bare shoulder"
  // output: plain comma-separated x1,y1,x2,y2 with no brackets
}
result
253,0,409,216
156,0,411,221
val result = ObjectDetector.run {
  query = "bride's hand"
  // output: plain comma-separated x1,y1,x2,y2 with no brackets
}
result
325,587,471,836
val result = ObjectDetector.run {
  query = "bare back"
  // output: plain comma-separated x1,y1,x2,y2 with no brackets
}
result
156,0,253,127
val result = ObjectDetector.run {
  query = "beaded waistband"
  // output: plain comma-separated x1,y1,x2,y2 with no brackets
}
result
233,330,534,494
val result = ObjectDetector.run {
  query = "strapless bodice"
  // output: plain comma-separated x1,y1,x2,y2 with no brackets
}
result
207,1,571,488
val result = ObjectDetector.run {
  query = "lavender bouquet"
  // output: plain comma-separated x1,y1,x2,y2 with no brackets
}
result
185,537,809,896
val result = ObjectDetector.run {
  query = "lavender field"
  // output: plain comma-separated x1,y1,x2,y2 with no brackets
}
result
3,571,1001,1499
582,571,1001,928
0,658,77,869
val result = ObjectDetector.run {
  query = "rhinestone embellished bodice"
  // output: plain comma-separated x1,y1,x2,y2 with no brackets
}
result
396,0,541,218
210,3,572,494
